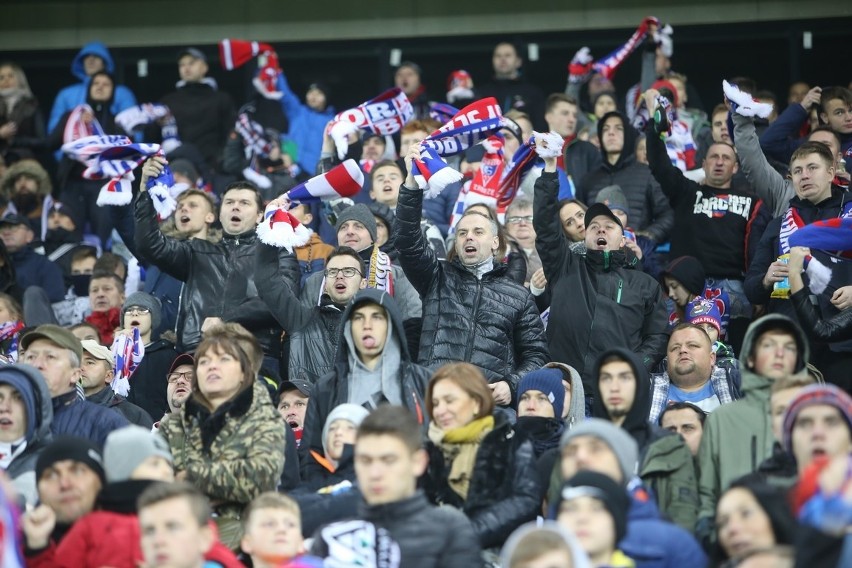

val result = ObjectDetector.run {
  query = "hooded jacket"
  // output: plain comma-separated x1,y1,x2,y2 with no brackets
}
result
396,184,549,395
134,191,289,355
302,289,430,457
533,172,668,391
47,42,137,134
4,365,53,506
696,314,810,534
590,348,699,531
276,71,335,174
577,111,674,242
255,243,345,383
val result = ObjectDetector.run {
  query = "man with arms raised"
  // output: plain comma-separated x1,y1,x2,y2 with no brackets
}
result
395,144,548,405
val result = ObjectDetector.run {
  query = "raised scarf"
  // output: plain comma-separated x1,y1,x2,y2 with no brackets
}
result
367,244,395,295
0,320,25,362
329,88,413,159
428,415,494,501
111,327,145,397
62,104,104,146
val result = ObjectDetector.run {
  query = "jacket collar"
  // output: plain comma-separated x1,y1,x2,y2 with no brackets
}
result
358,490,430,521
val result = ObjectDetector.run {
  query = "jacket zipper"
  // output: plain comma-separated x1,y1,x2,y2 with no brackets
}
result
464,279,483,362
616,279,623,304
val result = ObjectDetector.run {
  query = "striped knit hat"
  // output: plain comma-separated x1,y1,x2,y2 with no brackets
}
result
783,384,852,454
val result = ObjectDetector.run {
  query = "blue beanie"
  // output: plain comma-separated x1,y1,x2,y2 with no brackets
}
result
0,368,37,441
517,368,564,419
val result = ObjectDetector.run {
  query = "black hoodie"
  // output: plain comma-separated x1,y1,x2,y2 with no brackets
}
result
591,347,668,457
302,289,430,457
577,111,674,242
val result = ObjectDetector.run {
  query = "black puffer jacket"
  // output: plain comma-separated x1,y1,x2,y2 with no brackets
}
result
134,191,290,354
302,289,430,457
255,242,344,383
396,185,549,395
534,171,668,390
310,491,483,568
423,412,540,549
576,111,674,242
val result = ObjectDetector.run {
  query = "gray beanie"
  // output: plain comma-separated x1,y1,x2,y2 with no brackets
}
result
321,403,370,457
560,418,638,485
595,185,630,217
104,426,173,482
335,204,377,244
121,292,162,332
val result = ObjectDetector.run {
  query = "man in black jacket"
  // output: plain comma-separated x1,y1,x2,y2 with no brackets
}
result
534,153,668,404
136,157,290,365
396,145,549,406
310,405,482,568
159,47,234,172
302,289,429,457
744,141,852,387
256,244,366,383
577,111,674,243
79,340,153,428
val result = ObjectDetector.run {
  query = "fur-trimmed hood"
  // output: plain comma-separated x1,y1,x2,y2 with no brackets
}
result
1,159,52,197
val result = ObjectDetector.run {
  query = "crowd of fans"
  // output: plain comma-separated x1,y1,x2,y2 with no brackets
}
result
0,15,850,568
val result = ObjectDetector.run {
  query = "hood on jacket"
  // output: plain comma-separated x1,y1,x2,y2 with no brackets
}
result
596,111,637,171
2,364,53,446
591,348,652,444
335,288,411,368
71,41,115,81
500,520,592,568
544,362,586,429
1,159,52,197
739,314,809,382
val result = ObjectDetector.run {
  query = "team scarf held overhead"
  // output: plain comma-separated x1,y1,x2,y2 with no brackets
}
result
257,160,364,251
111,327,145,398
219,38,283,100
235,112,275,189
329,88,414,160
115,103,182,154
0,320,24,363
62,104,105,145
569,17,660,82
414,98,504,197
62,135,163,206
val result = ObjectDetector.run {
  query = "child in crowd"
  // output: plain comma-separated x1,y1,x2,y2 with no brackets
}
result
240,492,321,567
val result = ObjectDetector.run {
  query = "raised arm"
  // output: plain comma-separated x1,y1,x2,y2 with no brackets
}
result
255,239,318,332
133,157,192,281
643,89,693,207
732,113,793,218
395,144,442,298
758,92,814,163
533,159,573,283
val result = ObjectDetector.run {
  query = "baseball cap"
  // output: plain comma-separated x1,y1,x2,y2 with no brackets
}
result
177,47,207,63
168,353,195,375
81,339,114,369
21,324,83,362
280,379,312,397
584,202,624,231
0,214,32,230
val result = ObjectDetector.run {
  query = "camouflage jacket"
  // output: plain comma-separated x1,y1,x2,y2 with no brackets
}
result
159,381,286,520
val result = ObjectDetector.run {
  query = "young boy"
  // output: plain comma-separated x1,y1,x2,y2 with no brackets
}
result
241,492,316,567
138,482,215,568
685,297,736,365
555,470,634,568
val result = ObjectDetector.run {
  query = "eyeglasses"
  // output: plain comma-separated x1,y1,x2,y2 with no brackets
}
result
124,306,151,315
167,371,194,383
506,215,534,225
324,267,362,279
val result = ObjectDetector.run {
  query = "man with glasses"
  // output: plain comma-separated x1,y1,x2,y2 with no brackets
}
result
19,325,127,448
256,246,367,383
118,292,177,420
504,196,540,287
154,353,195,429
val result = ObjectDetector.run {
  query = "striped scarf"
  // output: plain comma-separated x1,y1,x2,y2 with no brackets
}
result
62,104,104,146
329,88,413,159
367,245,395,296
111,327,145,397
0,320,24,363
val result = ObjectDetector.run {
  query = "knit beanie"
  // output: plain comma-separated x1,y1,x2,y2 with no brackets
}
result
560,470,630,543
335,204,377,244
517,368,565,419
36,436,105,483
560,418,638,485
367,202,395,236
595,185,630,218
685,298,722,334
104,425,174,482
0,367,37,441
783,384,852,454
321,403,370,457
121,291,162,331
661,256,706,296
